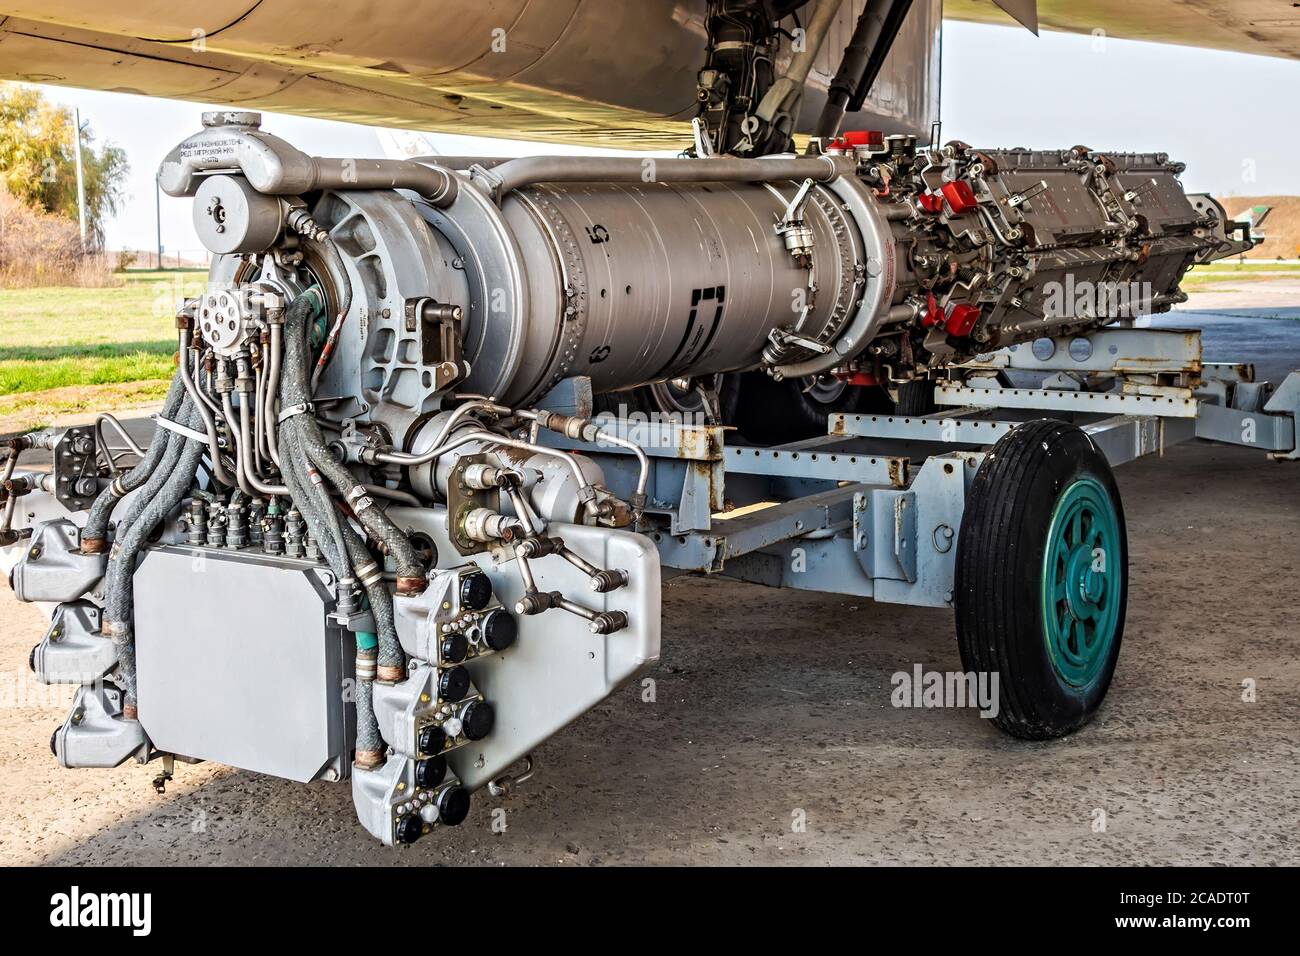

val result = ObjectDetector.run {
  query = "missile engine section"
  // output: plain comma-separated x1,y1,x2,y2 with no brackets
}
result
0,111,1262,846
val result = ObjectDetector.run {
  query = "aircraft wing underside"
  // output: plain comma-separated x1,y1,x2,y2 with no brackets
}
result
950,0,1300,62
0,1,1294,151
0,1,942,150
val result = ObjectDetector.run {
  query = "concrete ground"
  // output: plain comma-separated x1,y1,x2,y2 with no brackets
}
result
0,296,1296,866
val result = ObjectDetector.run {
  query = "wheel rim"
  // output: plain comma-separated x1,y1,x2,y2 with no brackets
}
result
648,375,720,417
1041,477,1121,688
802,373,847,405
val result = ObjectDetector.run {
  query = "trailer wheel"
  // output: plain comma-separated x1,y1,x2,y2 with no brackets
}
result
955,419,1127,739
895,379,937,416
731,371,891,445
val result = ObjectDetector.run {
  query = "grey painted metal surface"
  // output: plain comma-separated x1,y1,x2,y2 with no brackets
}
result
9,520,105,605
54,683,146,769
31,601,114,686
133,547,354,784
384,508,661,792
936,383,1201,418
965,328,1204,375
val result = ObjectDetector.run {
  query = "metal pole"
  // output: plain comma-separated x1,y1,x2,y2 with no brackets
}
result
72,107,87,249
155,175,163,270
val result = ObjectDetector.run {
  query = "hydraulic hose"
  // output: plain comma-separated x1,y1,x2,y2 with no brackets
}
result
80,374,186,553
274,289,413,763
104,401,207,713
278,290,426,594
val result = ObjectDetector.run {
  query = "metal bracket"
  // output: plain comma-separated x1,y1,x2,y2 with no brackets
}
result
52,426,99,512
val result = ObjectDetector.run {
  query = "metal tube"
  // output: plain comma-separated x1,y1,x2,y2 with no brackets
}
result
774,302,917,380
95,413,146,466
222,393,255,498
591,427,649,504
178,330,236,488
377,430,593,496
234,392,289,496
412,400,512,468
361,483,421,507
307,157,458,207
253,358,268,466
485,154,849,198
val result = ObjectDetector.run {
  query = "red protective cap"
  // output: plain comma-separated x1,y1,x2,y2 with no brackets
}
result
917,191,943,214
841,130,884,147
844,371,879,387
922,292,943,328
945,303,981,338
941,180,979,215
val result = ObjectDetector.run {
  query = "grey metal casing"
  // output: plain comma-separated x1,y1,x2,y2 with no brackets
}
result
417,175,870,406
388,508,661,792
10,519,106,605
132,546,355,784
54,682,147,769
32,600,115,685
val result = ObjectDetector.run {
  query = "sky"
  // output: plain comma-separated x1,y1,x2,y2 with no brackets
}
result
33,19,1300,253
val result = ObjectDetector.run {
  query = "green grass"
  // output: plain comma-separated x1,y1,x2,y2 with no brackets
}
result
1182,261,1300,292
0,269,206,394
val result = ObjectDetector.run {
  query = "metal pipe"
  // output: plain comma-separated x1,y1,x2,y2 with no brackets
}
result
253,358,268,466
222,393,255,498
95,413,146,469
412,400,512,467
375,430,598,514
484,154,850,198
592,426,650,506
0,448,18,532
305,157,458,207
234,393,289,496
408,156,510,171
192,352,223,418
361,483,421,507
774,303,917,380
178,330,236,488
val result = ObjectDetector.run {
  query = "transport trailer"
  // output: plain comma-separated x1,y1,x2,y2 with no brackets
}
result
535,328,1299,740
1,113,1295,846
4,326,1293,839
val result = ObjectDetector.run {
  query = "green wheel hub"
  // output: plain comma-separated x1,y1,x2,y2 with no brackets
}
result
1041,477,1122,688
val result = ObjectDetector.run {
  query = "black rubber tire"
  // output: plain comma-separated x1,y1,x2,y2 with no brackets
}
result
895,378,937,417
954,419,1128,740
730,371,893,446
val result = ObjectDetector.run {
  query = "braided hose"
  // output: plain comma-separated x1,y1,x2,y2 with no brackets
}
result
278,291,426,593
276,289,413,762
81,374,187,552
103,401,208,710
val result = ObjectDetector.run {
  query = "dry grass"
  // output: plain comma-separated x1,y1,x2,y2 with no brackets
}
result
0,187,121,288
1220,196,1300,262
0,380,171,435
